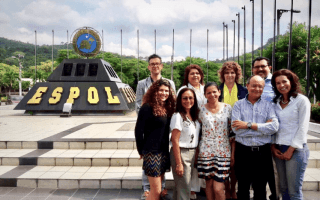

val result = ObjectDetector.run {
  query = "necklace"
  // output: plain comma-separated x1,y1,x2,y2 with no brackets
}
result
281,98,289,104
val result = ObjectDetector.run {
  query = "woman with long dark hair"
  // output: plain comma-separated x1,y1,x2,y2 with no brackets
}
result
170,87,201,200
271,69,310,200
135,79,176,200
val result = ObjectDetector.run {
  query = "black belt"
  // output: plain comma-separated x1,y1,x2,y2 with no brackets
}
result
237,142,270,152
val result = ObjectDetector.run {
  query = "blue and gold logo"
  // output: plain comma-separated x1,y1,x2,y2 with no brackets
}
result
72,28,101,57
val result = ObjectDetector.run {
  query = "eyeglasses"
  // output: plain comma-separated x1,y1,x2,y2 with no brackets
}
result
182,97,194,100
253,65,268,69
149,63,161,67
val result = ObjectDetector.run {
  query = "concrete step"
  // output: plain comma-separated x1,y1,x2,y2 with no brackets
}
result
0,166,174,190
1,138,320,151
0,149,142,167
1,149,320,169
0,165,319,191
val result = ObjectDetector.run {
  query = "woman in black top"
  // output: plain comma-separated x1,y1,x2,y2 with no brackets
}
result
135,79,176,200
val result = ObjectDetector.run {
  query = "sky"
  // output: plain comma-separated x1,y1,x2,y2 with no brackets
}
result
0,0,319,62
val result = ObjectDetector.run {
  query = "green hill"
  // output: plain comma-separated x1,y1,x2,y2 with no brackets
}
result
0,37,72,70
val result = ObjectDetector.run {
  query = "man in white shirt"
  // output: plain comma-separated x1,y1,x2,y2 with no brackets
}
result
135,54,175,200
252,57,279,200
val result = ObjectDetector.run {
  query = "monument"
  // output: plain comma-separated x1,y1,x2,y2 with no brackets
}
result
14,27,136,115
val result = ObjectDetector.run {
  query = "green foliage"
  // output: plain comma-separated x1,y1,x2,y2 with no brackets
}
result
12,81,30,90
0,37,71,71
264,22,320,100
311,102,320,122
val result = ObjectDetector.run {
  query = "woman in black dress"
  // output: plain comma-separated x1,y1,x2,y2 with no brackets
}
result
135,79,176,200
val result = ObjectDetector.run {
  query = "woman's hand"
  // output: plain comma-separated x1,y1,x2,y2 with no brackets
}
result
282,146,295,161
271,144,283,159
139,155,143,160
176,163,184,177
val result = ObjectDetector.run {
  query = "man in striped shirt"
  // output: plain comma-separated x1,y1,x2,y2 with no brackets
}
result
231,75,279,200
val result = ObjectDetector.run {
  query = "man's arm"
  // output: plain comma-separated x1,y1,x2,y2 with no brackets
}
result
256,102,279,135
135,81,145,114
231,101,266,137
231,102,252,136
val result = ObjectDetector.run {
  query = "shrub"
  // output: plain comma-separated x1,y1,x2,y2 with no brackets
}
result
311,102,320,122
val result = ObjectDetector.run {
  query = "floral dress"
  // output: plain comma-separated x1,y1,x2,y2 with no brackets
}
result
197,103,232,182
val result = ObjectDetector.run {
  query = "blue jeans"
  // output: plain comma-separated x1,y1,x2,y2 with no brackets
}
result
274,144,309,200
142,170,166,191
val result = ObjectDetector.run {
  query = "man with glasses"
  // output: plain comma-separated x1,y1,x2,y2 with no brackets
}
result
252,57,279,200
135,54,176,200
252,57,275,102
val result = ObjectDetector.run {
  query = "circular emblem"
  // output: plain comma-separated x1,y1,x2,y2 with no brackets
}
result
72,27,101,57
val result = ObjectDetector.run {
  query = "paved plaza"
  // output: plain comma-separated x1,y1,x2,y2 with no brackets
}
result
0,103,319,199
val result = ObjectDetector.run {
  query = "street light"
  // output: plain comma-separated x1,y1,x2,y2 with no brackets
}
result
306,0,312,96
250,0,254,63
17,54,24,97
261,0,263,56
288,0,301,69
277,9,290,39
242,5,246,84
223,22,225,61
236,13,240,64
272,0,277,72
232,20,235,61
225,24,228,61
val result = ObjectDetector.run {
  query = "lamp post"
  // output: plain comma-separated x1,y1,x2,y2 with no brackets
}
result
250,0,254,63
242,5,246,84
272,0,277,72
232,20,235,61
261,0,263,56
236,13,240,64
287,0,301,70
277,9,290,40
306,0,312,96
225,24,228,61
17,54,24,97
223,22,225,61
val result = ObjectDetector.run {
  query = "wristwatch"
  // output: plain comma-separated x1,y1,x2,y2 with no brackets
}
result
247,122,252,129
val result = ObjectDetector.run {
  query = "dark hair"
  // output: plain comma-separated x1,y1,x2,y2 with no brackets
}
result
271,69,303,103
204,82,219,94
142,79,175,117
252,57,271,68
176,88,199,122
183,65,204,86
148,54,162,64
218,61,243,84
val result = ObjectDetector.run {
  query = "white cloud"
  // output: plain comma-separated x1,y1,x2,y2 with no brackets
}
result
16,0,88,28
0,12,10,24
107,42,137,56
18,28,32,34
158,45,173,57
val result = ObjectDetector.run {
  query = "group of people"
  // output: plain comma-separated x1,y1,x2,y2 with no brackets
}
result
135,54,310,200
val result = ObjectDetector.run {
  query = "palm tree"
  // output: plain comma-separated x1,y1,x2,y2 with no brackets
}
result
3,69,19,96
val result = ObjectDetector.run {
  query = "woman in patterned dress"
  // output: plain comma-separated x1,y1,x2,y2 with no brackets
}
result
135,79,176,200
197,82,232,200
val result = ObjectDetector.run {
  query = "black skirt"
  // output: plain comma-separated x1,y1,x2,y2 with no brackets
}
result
142,151,170,177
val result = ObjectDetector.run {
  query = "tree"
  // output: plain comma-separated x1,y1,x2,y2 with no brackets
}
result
264,22,320,100
2,68,19,95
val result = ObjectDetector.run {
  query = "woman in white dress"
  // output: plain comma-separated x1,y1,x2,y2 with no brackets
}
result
170,87,201,200
198,82,232,200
